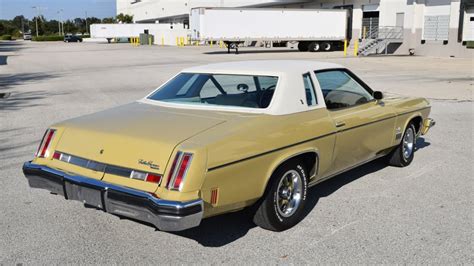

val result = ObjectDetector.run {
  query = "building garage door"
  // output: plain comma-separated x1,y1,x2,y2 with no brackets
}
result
362,4,379,39
423,0,451,41
463,8,474,41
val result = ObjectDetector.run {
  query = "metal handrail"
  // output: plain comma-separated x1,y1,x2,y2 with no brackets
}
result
359,26,404,56
363,26,403,40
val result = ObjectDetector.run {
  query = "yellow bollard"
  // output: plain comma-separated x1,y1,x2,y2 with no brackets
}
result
219,40,223,48
210,39,213,48
176,37,179,46
180,37,184,46
343,39,347,57
148,36,152,46
161,36,164,46
354,39,359,56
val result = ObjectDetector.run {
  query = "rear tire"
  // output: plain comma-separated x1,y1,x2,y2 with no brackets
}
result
308,42,321,52
322,42,332,51
388,122,416,167
253,159,308,231
297,41,309,52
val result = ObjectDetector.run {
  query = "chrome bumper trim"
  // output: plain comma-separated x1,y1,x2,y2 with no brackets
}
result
22,161,203,231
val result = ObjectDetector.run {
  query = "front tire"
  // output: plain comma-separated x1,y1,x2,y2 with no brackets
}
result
253,159,308,231
388,122,416,167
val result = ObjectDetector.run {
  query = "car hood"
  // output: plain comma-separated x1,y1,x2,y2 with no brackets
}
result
54,102,226,176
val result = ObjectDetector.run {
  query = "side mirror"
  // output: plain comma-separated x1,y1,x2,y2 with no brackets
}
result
373,91,384,100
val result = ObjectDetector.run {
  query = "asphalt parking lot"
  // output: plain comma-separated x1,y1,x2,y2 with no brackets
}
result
0,41,472,264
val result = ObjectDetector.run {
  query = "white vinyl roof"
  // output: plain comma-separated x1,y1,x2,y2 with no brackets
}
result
143,60,345,115
182,60,343,76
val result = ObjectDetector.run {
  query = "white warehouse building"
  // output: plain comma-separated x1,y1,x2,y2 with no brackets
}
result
117,0,474,57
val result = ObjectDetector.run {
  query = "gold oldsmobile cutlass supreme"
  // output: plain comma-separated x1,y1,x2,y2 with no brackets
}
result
23,61,435,232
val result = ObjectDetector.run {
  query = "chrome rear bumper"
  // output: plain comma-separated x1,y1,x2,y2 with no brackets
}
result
22,162,203,231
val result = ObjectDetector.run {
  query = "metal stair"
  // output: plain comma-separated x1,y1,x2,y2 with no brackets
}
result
358,26,404,56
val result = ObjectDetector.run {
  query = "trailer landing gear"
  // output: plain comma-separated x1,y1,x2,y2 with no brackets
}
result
225,41,243,54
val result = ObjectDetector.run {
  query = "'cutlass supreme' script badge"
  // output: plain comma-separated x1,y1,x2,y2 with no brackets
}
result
138,159,160,170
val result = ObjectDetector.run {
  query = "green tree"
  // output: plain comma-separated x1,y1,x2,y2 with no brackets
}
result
87,17,101,25
31,16,46,36
102,17,115,23
44,19,60,35
63,19,78,35
116,13,133,23
12,15,28,33
0,22,6,35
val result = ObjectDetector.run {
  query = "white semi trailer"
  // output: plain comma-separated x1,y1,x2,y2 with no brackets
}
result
90,23,188,44
190,7,348,53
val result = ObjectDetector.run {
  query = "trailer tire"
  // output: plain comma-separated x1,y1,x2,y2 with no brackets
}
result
322,42,332,51
297,42,309,52
308,42,321,52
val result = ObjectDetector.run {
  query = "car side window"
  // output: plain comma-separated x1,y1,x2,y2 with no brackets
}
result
302,73,318,106
200,79,222,98
315,70,374,110
176,74,199,96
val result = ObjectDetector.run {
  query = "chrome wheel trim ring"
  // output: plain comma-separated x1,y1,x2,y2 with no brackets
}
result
276,169,303,218
402,127,415,159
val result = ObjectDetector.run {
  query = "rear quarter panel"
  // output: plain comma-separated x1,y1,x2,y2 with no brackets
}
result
186,108,336,218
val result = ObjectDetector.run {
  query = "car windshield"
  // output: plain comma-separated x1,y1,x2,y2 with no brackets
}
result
147,73,279,109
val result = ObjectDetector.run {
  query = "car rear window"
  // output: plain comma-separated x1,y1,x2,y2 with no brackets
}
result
148,73,279,109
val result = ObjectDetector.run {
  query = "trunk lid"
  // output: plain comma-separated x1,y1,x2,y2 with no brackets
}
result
54,102,225,192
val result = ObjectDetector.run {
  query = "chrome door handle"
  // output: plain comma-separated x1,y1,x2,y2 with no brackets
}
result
335,121,346,127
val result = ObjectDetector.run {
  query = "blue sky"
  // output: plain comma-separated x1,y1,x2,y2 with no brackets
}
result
0,0,116,20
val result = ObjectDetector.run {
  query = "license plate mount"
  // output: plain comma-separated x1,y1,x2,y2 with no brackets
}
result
64,181,103,209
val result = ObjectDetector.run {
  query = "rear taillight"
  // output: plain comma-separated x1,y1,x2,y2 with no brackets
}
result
52,151,61,160
146,173,162,184
130,171,162,184
35,129,56,158
166,152,193,191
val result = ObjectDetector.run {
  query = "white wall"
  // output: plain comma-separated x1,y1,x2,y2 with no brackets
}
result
149,28,190,45
463,7,474,41
116,0,310,22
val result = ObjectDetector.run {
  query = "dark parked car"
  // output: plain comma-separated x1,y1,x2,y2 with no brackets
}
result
64,35,83,43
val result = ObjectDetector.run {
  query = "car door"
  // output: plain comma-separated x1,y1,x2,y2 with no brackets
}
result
314,69,396,174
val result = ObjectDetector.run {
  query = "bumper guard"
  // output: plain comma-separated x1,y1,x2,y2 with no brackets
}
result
421,118,436,135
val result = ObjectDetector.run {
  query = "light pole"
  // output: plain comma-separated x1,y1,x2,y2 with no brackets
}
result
85,11,89,35
57,9,64,36
21,17,25,35
32,6,40,37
